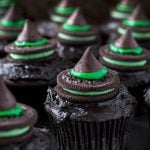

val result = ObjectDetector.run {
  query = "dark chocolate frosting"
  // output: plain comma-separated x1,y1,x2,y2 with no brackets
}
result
55,47,120,102
118,5,150,40
100,28,150,71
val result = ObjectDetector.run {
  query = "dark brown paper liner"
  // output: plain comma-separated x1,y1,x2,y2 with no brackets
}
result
50,116,132,150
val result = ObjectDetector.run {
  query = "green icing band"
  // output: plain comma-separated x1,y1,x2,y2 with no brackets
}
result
15,38,48,47
116,4,134,12
70,67,108,80
111,10,129,19
123,19,150,27
0,104,22,117
110,43,143,55
63,23,90,32
58,33,96,42
0,0,15,7
10,50,55,60
64,88,115,96
118,27,150,39
103,56,147,67
0,19,25,27
54,7,75,15
0,126,30,138
51,14,67,23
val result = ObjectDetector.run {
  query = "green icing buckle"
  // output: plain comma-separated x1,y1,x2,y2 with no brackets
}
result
63,23,90,32
123,19,150,27
0,19,25,27
15,38,48,47
116,4,134,12
0,104,22,117
110,43,143,55
54,7,75,15
70,67,108,80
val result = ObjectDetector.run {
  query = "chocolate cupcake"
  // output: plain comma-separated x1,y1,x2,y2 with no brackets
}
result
100,0,137,42
99,28,150,114
37,0,76,39
0,4,25,58
56,8,99,62
45,47,136,150
1,20,72,122
117,5,150,49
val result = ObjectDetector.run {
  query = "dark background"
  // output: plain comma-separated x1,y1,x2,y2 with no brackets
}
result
22,0,150,24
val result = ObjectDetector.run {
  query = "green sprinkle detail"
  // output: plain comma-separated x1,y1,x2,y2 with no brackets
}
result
15,38,48,47
51,14,67,23
103,56,147,67
0,104,22,117
64,88,115,96
10,50,55,60
123,19,150,27
70,67,108,80
0,126,30,138
63,23,90,32
0,19,25,27
54,7,75,15
110,43,143,55
118,27,150,39
116,4,134,12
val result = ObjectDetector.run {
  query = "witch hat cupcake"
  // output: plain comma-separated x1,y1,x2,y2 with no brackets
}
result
0,77,37,144
118,5,150,49
50,0,76,24
100,28,150,114
45,47,136,150
57,8,99,62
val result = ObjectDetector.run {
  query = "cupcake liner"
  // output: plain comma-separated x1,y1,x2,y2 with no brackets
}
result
52,116,132,150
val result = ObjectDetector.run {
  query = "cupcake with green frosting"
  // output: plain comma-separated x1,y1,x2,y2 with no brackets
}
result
45,47,136,150
100,28,150,113
100,0,137,41
0,4,25,58
1,20,73,123
56,8,99,62
37,0,76,38
117,5,150,49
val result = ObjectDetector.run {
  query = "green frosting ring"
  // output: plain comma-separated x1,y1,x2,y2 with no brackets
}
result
123,19,150,27
103,56,147,67
70,67,108,80
54,7,75,15
0,19,25,27
116,4,134,12
51,14,67,23
58,33,96,42
118,27,150,39
0,104,22,117
15,38,48,47
10,50,55,60
0,0,15,7
111,10,129,19
64,88,115,96
0,126,30,138
110,43,143,55
63,23,90,32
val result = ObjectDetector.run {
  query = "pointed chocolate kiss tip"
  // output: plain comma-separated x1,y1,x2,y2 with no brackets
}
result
66,8,87,26
115,27,138,49
58,0,74,8
74,47,103,73
129,5,147,20
121,0,137,5
0,77,17,110
17,19,42,42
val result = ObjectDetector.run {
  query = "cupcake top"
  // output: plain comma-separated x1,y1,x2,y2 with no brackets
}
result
118,5,150,40
5,20,57,62
50,0,76,24
57,8,98,45
0,4,25,40
100,28,150,71
0,77,37,144
111,0,137,20
55,47,120,102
